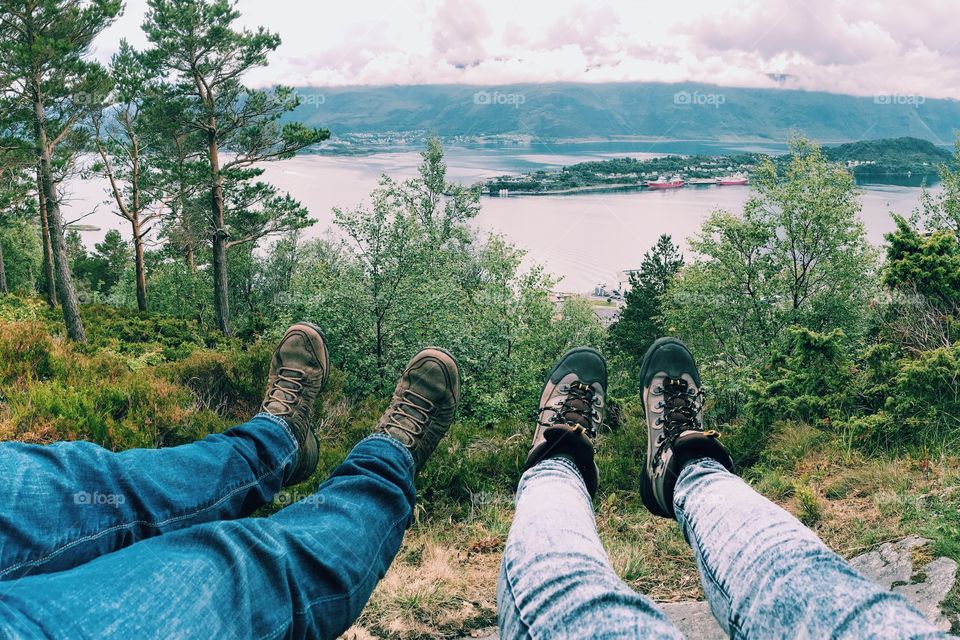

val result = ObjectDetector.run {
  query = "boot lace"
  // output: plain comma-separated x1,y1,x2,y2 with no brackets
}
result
538,380,600,437
262,367,306,418
652,377,704,468
385,389,434,440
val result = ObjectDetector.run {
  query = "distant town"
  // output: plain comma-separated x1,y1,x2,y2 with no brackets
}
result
479,137,954,196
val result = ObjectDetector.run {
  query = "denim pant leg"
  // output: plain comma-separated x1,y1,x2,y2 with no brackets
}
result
0,413,298,581
674,457,951,640
0,434,416,640
498,457,683,639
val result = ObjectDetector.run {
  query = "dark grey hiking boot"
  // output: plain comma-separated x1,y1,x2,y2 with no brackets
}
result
639,337,734,518
261,322,329,486
524,347,607,496
375,348,460,470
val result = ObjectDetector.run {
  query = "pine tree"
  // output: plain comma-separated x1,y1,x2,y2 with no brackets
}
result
608,234,684,372
0,0,122,341
142,0,329,334
92,41,160,311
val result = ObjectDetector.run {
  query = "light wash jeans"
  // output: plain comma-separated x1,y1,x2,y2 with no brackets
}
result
498,456,952,639
0,413,416,639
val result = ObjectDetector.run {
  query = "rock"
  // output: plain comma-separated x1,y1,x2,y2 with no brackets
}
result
455,536,957,639
895,557,958,631
849,535,929,588
659,601,726,639
851,536,958,632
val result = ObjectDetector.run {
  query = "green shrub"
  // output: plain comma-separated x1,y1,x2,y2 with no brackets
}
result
160,342,272,420
838,343,960,453
78,304,226,362
760,422,825,471
747,327,854,427
0,320,55,387
794,484,823,527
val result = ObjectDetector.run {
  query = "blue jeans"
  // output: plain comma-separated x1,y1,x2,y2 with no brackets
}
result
0,414,416,639
498,456,951,639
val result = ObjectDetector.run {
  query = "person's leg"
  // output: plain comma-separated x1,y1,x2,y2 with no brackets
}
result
637,336,950,639
498,457,683,639
0,347,460,640
674,458,950,640
499,347,682,639
0,413,296,581
0,322,329,581
0,434,413,639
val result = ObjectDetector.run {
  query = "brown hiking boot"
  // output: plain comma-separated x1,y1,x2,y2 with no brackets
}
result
375,348,460,470
524,347,607,496
639,337,734,519
261,322,329,486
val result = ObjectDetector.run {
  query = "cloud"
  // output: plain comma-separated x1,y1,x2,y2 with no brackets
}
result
91,0,960,99
679,0,960,97
432,0,492,67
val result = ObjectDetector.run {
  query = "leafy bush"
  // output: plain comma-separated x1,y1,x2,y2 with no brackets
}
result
748,327,854,427
874,345,960,451
0,320,55,387
77,304,228,362
160,341,273,420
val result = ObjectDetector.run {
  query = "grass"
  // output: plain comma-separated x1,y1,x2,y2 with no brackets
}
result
344,427,960,639
0,299,957,638
944,582,960,635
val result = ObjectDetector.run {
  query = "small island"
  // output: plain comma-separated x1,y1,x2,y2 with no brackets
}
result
480,136,953,196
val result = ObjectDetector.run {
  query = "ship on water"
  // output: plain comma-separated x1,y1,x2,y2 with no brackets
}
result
645,175,684,189
717,173,749,185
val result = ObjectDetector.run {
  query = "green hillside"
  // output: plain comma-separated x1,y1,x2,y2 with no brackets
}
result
287,83,960,144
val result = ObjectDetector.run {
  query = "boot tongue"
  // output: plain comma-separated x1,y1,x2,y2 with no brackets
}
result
560,397,591,428
391,392,430,433
263,370,303,415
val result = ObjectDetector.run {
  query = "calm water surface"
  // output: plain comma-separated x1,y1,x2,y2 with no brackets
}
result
67,145,935,292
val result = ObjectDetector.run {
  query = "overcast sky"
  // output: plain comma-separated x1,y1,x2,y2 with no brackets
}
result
94,0,960,99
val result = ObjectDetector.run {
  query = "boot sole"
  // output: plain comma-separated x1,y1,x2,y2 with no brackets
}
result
638,337,694,519
544,346,607,385
288,321,329,485
294,321,331,386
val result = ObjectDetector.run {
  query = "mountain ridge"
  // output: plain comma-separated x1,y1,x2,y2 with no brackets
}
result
285,82,960,145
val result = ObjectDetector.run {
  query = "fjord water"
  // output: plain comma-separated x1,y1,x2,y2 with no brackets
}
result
71,144,935,293
256,147,932,292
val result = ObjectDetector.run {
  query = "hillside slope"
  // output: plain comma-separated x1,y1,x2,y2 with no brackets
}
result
288,83,960,143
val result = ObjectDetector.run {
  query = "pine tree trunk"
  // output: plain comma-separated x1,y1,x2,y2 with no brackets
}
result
0,239,8,294
208,125,231,335
33,83,86,342
133,222,148,312
37,167,56,306
212,227,230,334
42,175,86,342
131,141,147,312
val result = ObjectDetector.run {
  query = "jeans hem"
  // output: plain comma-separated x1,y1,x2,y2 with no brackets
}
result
359,433,417,472
253,411,300,451
522,455,590,501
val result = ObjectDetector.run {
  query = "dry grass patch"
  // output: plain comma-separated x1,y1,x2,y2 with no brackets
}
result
350,529,501,639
